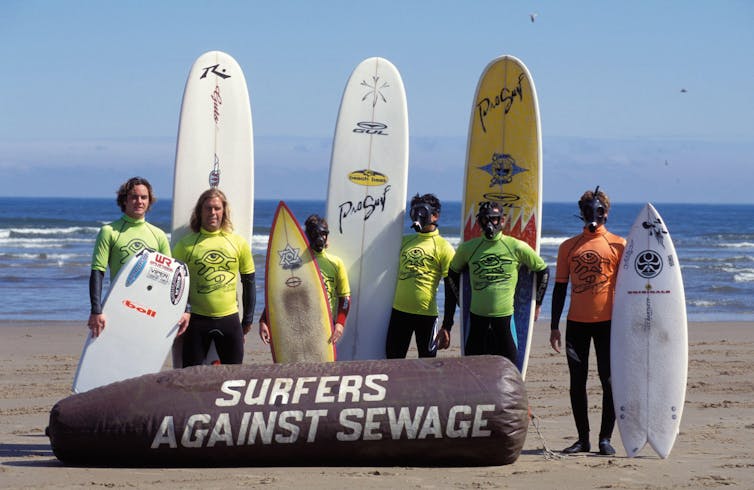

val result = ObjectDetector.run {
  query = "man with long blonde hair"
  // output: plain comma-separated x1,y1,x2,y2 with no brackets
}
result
173,188,256,366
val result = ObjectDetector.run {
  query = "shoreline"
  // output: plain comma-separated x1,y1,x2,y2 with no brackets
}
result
1,320,752,488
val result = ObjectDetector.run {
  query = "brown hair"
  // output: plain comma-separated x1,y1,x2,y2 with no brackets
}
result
578,188,611,214
116,177,155,213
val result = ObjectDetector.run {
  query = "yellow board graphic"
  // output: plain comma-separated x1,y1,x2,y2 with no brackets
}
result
266,202,335,363
461,55,542,377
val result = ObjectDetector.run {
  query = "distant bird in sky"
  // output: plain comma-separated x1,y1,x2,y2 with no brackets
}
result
680,88,688,93
530,13,538,23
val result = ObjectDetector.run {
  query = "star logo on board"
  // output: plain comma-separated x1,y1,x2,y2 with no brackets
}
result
278,244,302,270
361,76,389,107
479,153,527,187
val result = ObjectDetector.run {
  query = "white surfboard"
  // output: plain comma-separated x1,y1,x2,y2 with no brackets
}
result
73,250,189,393
611,203,688,458
171,50,254,367
325,57,409,360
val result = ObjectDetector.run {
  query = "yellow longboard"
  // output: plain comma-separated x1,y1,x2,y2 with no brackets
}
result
461,55,542,377
265,202,335,362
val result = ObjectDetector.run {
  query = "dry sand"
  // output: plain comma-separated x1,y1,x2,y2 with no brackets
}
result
1,320,752,489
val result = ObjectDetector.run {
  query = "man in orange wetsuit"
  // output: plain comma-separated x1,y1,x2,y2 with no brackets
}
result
550,187,625,456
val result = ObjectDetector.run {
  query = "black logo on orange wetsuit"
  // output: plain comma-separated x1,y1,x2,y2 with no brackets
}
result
571,250,611,294
194,249,237,294
471,253,512,290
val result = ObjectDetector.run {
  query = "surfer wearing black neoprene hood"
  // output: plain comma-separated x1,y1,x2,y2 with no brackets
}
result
550,187,626,456
385,193,455,358
259,214,351,348
443,201,550,364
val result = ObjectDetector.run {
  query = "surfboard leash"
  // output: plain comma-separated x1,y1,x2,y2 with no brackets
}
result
528,406,565,461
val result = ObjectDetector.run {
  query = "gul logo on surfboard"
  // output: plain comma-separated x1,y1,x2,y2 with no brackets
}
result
352,121,389,135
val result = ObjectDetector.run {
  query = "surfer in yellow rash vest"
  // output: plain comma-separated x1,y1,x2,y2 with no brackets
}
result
550,187,625,456
385,193,455,358
87,177,170,338
442,201,550,364
258,215,351,346
173,188,256,366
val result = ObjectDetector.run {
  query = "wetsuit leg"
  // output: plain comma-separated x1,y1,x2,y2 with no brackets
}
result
385,309,414,359
465,312,489,356
488,315,516,365
413,315,439,358
593,321,615,439
565,320,592,441
182,314,214,367
212,313,244,364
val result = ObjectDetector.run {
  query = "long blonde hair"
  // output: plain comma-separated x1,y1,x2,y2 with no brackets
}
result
190,188,234,233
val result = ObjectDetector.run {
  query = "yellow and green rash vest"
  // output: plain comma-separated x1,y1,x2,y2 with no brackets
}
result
172,228,255,317
91,214,170,278
392,230,456,316
450,232,546,317
312,249,350,318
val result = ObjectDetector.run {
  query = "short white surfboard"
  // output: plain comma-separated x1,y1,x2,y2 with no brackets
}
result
73,250,189,393
611,203,688,458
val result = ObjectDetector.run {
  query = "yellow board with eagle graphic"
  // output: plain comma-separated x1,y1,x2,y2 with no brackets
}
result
460,55,542,378
265,202,335,363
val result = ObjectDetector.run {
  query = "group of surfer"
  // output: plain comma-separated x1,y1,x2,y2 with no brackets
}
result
87,177,624,457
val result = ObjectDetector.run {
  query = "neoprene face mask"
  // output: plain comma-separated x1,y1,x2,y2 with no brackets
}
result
477,202,504,239
305,223,329,252
409,203,435,232
580,186,607,232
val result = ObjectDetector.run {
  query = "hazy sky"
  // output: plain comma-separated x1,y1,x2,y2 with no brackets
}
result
1,1,752,203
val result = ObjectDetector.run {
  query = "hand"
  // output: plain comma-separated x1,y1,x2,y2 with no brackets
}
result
259,320,271,344
329,323,344,344
87,313,106,338
534,304,542,321
177,312,190,336
550,329,561,353
436,327,451,350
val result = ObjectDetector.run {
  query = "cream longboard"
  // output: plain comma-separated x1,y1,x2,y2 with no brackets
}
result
325,57,408,360
170,50,254,366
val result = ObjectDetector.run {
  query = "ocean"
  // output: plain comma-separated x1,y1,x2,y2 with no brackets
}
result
1,197,753,323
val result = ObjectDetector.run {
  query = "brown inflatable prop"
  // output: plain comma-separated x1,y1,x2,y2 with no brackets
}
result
48,355,528,466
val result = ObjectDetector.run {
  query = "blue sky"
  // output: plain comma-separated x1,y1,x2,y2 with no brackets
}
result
1,0,752,203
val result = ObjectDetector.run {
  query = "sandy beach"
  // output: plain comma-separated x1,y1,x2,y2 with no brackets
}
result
1,320,752,489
